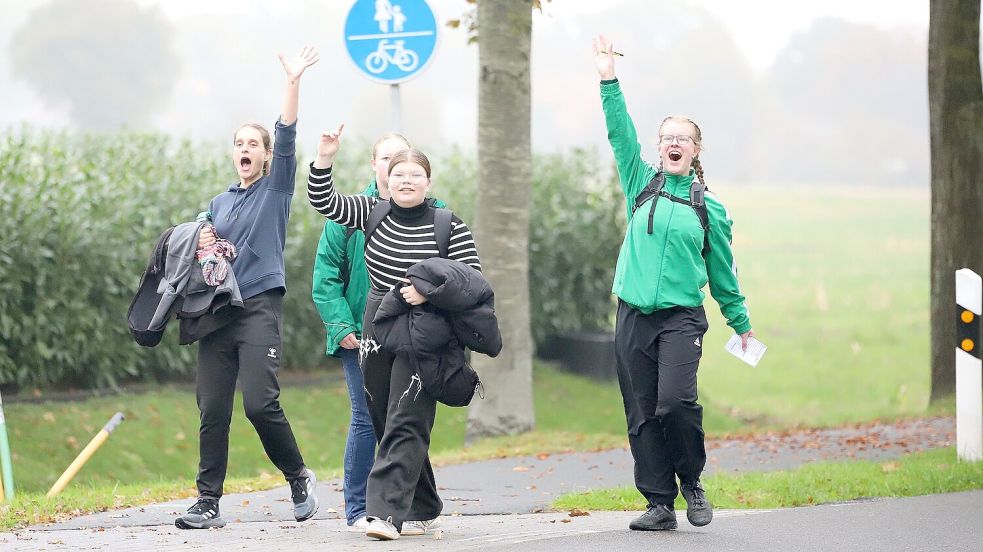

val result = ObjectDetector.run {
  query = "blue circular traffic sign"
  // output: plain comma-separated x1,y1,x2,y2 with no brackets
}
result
344,0,438,84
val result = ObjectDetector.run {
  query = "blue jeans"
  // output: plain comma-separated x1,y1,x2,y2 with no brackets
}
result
339,347,376,524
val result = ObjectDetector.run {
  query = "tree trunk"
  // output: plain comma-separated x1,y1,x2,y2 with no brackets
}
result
928,0,983,401
466,0,535,441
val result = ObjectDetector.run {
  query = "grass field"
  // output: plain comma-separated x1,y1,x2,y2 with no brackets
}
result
696,185,930,425
4,364,691,496
0,185,937,527
553,447,983,511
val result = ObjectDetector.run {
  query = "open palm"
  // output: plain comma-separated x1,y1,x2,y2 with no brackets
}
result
592,35,616,80
279,46,320,81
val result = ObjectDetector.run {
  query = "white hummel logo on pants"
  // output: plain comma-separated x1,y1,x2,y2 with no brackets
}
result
268,348,277,358
694,337,701,347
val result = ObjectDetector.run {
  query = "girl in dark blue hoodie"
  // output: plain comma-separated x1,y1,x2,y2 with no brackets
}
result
174,46,320,531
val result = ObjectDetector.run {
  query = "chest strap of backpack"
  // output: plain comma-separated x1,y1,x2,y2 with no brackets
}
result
632,172,711,257
364,199,453,259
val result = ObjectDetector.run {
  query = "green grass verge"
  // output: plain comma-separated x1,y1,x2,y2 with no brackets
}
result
698,187,930,426
0,363,733,530
4,363,743,497
553,447,983,512
0,474,283,531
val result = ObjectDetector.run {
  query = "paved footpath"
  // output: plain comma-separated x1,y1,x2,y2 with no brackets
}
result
2,417,972,551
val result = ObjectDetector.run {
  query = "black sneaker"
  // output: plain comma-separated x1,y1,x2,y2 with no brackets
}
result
290,468,319,522
175,498,226,529
680,480,713,527
628,504,677,531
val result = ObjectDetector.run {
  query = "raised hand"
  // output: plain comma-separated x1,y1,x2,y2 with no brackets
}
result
279,46,320,84
592,34,616,80
316,124,345,164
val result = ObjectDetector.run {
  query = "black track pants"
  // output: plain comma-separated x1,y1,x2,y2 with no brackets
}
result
360,289,442,531
195,289,306,499
615,300,709,507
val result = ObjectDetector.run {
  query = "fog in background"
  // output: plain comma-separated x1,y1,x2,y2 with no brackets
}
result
0,0,931,186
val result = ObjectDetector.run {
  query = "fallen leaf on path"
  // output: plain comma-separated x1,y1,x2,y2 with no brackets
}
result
512,466,531,472
561,518,571,523
568,509,590,517
241,500,250,506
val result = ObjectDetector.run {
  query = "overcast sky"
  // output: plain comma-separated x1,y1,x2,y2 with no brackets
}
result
1,0,929,164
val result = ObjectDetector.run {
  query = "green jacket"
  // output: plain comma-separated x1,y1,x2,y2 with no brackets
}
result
312,182,448,356
601,79,752,334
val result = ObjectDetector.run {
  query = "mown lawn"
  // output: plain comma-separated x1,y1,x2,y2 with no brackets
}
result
0,186,941,529
553,447,983,511
696,186,931,426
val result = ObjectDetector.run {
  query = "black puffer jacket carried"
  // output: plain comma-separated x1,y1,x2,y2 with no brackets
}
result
372,258,503,406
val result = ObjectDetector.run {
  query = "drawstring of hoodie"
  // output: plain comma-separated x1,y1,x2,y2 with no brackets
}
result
225,187,249,222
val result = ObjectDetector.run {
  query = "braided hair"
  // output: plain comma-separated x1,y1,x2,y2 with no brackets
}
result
659,116,705,188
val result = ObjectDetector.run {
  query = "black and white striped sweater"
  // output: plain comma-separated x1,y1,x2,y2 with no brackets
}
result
308,164,481,291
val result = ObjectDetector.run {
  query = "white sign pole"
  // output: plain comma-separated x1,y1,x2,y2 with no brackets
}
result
955,268,982,462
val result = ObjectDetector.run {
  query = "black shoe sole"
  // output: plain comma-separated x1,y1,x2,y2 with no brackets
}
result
175,517,227,529
629,521,678,531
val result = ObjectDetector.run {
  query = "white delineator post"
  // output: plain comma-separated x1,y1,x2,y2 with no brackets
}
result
955,268,982,462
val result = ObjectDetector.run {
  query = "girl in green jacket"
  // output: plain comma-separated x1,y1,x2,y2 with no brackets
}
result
592,34,755,532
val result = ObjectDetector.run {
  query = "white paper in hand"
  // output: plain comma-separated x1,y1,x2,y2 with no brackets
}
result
725,334,767,367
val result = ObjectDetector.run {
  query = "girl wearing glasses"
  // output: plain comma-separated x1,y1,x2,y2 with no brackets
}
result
592,34,755,532
307,131,480,541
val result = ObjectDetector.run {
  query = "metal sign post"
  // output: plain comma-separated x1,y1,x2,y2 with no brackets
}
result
955,268,982,462
344,0,439,132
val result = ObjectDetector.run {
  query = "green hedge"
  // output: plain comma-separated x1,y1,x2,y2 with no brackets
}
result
0,129,624,388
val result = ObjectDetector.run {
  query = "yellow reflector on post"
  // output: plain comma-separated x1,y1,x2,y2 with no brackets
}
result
962,310,975,324
961,339,975,352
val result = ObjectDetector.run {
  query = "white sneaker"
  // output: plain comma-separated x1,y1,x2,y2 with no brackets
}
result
400,516,441,536
348,516,369,532
365,516,399,541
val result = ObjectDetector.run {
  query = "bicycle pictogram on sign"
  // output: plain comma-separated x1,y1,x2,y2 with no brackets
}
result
344,0,437,84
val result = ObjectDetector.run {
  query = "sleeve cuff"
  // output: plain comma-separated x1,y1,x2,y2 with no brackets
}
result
309,162,332,177
600,78,619,85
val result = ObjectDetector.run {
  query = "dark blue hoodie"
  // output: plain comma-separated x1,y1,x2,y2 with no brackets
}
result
209,119,296,300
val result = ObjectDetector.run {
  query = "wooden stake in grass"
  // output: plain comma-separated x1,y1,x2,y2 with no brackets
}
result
47,412,125,497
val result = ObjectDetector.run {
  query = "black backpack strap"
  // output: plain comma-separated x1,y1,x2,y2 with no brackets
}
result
690,181,711,257
363,199,392,245
632,172,665,235
433,207,453,259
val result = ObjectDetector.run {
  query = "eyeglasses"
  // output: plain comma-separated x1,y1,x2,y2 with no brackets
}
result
390,172,428,183
659,135,694,146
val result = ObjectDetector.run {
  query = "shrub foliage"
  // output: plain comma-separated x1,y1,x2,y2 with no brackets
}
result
0,130,624,388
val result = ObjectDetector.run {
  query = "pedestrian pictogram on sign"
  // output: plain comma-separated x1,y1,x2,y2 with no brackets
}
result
344,0,438,84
